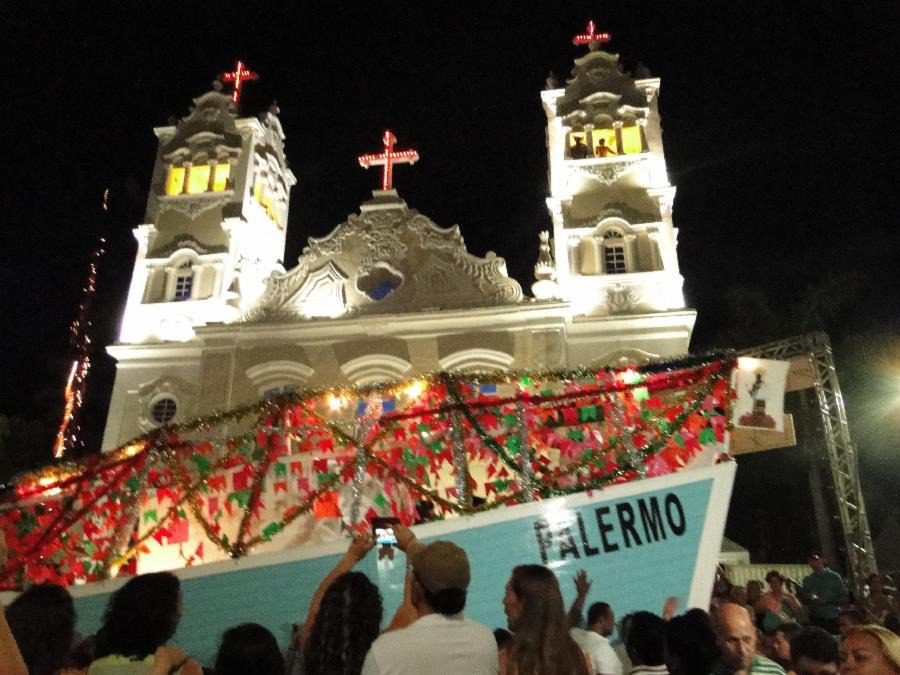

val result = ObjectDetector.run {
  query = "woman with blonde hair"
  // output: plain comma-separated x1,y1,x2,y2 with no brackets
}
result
501,565,589,675
840,624,900,674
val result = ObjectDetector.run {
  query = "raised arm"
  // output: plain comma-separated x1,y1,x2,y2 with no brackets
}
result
299,531,374,649
384,524,423,632
568,569,592,629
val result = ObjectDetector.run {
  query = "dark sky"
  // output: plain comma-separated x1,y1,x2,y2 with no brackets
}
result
2,4,898,559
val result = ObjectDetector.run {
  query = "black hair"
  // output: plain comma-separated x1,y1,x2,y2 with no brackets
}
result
664,610,717,675
776,622,803,642
94,571,181,660
422,585,467,615
5,583,76,675
885,613,900,636
839,608,867,625
625,611,667,666
214,623,284,675
304,571,382,675
587,601,612,627
494,628,513,649
765,570,784,582
790,626,839,664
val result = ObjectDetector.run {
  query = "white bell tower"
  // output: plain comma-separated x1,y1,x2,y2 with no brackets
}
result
539,21,686,319
118,77,296,344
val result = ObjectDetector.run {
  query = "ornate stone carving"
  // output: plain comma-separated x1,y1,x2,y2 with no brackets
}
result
570,156,649,186
605,284,641,314
245,200,523,321
157,193,230,220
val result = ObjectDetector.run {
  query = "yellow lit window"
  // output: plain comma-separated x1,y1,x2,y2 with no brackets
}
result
254,181,265,204
165,166,185,195
621,125,643,154
187,165,211,194
213,163,231,191
591,129,618,157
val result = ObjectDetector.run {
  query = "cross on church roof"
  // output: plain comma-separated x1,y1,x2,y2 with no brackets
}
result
357,130,419,191
221,59,259,105
572,20,611,50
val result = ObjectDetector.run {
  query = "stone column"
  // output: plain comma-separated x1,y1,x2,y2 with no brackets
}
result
637,118,649,153
613,121,625,155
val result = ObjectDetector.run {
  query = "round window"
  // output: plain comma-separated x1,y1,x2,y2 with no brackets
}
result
150,397,177,424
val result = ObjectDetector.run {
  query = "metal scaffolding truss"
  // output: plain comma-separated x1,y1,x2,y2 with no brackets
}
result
740,332,876,593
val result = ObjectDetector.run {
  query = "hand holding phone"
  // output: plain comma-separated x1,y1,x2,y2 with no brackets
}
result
372,516,401,546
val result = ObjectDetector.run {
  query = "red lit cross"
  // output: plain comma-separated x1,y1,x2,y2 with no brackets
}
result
572,20,612,49
221,60,259,105
357,130,419,191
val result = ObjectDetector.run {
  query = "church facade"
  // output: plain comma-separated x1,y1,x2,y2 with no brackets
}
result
102,37,695,451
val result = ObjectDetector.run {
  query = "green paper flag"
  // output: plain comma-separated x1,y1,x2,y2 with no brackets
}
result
143,509,159,524
699,427,717,445
228,490,251,508
275,462,287,477
126,477,142,493
567,429,585,442
503,413,517,427
579,405,598,422
192,455,211,476
506,435,522,454
374,493,389,509
262,522,283,541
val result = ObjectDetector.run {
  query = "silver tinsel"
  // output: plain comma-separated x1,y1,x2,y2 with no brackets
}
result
515,399,535,501
349,395,382,527
608,392,646,478
450,409,471,510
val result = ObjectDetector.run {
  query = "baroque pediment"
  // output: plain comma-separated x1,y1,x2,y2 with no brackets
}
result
245,193,523,322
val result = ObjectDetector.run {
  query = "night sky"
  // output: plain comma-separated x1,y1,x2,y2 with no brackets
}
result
2,4,898,564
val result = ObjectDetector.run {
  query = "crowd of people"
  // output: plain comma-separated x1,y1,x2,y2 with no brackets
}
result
2,529,900,675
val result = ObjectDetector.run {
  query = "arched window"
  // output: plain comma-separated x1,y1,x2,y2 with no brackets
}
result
173,261,194,301
602,230,627,274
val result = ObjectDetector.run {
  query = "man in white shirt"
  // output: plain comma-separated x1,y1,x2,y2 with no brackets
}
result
568,570,624,675
361,526,498,675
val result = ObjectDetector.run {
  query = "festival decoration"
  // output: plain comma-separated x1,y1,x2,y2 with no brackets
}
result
53,237,105,459
358,130,419,191
220,60,259,105
0,354,735,590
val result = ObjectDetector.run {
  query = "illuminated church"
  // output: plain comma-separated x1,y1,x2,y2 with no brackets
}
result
102,29,695,451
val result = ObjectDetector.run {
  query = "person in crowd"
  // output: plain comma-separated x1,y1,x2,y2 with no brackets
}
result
802,554,848,635
0,534,28,675
838,610,867,640
570,136,589,159
839,625,900,674
621,611,668,675
4,582,76,675
214,623,283,675
712,568,735,614
789,627,838,675
567,570,623,675
770,623,802,671
665,609,718,675
732,585,757,618
298,532,382,675
885,614,900,638
88,571,201,674
860,575,899,625
501,564,589,675
759,572,804,634
713,602,786,675
361,525,496,674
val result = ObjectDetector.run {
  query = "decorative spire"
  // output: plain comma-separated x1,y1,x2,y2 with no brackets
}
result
572,20,611,52
358,130,419,191
220,59,259,105
531,231,561,300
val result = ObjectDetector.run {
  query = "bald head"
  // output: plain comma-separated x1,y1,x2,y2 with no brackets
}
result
715,603,757,673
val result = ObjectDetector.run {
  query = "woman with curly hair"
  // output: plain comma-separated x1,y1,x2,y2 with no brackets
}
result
501,565,589,675
299,532,382,675
88,571,201,674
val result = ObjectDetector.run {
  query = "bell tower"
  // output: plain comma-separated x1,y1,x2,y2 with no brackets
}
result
118,73,296,344
539,21,687,319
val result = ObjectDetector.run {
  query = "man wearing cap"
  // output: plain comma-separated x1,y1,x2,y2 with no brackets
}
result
361,524,498,674
801,553,848,635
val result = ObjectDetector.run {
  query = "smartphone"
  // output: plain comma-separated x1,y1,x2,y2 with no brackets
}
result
372,516,401,546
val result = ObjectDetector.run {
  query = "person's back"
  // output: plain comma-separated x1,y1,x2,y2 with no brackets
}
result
361,538,497,675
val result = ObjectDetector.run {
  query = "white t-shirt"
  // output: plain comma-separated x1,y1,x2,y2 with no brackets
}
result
570,628,624,675
362,612,498,675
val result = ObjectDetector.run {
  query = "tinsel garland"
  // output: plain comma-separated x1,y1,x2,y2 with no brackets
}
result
0,353,735,589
